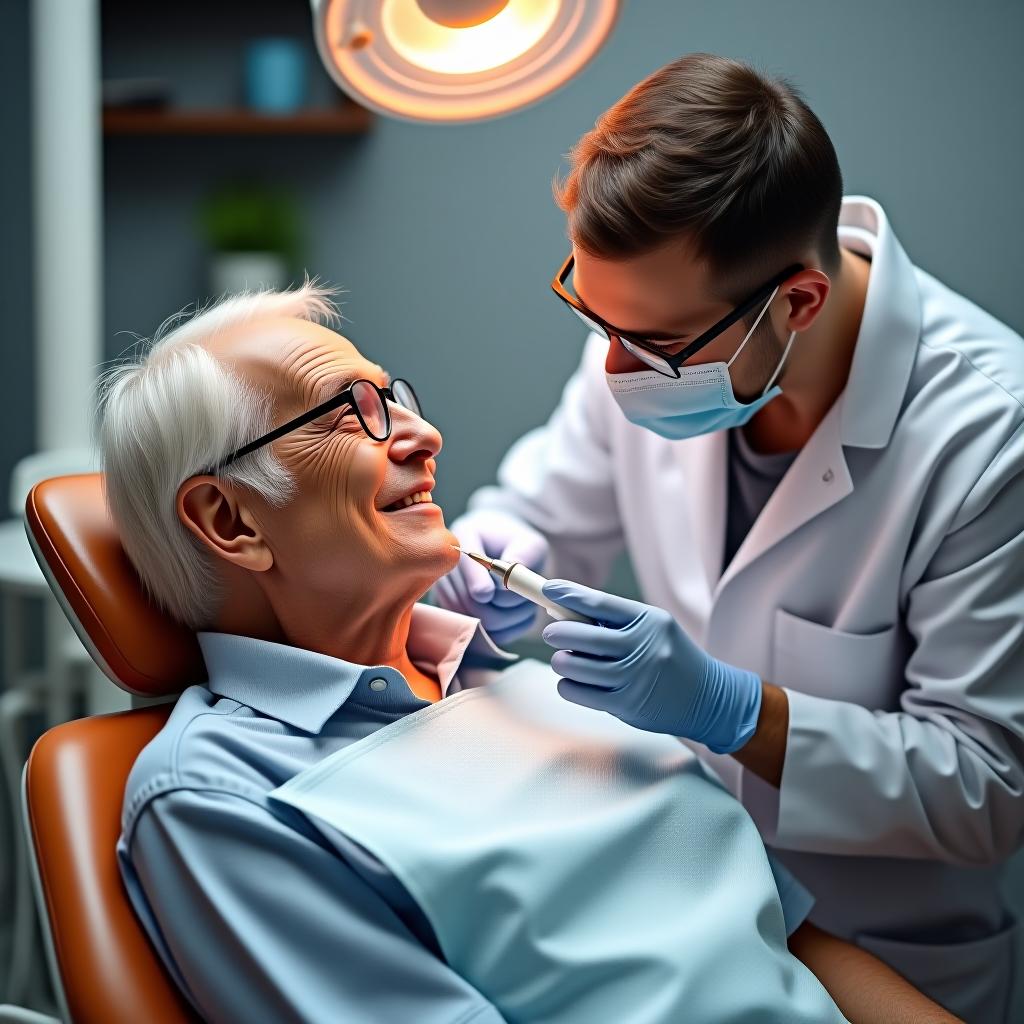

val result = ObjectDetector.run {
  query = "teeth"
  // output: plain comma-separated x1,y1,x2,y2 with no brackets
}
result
391,490,432,510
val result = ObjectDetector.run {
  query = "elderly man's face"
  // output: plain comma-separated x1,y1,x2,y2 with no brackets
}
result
209,317,460,600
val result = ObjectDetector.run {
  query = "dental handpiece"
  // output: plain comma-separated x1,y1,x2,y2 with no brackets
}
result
453,546,597,625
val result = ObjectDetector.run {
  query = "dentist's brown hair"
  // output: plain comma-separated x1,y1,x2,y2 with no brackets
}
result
555,53,843,300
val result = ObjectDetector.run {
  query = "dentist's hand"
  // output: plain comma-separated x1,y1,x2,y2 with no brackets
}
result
434,510,550,646
540,579,762,754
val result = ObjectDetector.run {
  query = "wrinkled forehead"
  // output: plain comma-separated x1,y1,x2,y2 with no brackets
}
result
205,316,387,413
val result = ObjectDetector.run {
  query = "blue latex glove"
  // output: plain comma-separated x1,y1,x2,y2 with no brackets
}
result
433,509,549,647
540,579,762,754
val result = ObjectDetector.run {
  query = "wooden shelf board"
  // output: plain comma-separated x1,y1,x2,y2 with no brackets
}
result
103,105,373,136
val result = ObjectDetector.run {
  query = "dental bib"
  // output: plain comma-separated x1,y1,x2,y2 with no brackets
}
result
270,660,844,1024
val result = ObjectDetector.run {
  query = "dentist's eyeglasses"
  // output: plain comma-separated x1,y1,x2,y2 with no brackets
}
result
551,252,803,378
199,378,421,476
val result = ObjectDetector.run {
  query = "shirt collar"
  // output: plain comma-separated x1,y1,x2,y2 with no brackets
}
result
197,603,516,735
836,195,923,450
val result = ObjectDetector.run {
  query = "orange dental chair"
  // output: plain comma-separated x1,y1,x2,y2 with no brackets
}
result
19,473,205,1023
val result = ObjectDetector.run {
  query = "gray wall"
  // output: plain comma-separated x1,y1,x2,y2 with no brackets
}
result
3,0,1023,1013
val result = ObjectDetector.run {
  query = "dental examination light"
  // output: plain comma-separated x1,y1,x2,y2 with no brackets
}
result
310,0,619,123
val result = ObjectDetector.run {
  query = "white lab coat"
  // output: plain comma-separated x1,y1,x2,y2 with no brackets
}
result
470,197,1024,1022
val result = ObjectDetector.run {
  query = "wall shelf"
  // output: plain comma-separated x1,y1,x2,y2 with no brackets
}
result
103,103,373,136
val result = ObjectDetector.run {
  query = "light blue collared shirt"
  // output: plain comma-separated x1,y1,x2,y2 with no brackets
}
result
118,603,812,1024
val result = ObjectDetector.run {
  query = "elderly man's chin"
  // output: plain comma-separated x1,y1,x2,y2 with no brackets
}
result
378,499,461,583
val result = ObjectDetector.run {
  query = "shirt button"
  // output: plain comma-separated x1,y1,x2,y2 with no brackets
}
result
822,468,835,483
369,677,388,692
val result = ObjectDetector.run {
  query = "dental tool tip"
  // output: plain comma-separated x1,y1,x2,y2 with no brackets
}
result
458,548,499,572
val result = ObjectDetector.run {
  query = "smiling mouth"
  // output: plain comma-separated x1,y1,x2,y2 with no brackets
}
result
381,490,434,513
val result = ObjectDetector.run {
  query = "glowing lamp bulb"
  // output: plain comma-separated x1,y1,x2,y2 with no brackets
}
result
383,0,559,75
415,0,510,28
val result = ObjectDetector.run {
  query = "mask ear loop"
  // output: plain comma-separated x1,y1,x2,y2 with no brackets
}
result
726,285,780,370
761,329,798,395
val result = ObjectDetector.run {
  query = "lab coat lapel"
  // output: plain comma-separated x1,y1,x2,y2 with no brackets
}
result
715,394,852,598
675,427,729,594
713,197,920,597
837,197,922,451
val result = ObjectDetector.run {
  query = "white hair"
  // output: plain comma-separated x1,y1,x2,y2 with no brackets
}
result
97,278,342,630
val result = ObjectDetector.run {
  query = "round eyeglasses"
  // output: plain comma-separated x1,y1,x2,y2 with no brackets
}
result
201,378,421,475
331,378,421,442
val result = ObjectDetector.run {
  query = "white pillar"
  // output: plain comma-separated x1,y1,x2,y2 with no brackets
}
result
30,0,103,451
27,2,110,728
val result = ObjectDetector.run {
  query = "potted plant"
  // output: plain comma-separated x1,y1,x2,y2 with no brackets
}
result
199,182,304,295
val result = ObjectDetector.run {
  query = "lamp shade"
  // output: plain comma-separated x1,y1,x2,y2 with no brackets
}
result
310,0,618,123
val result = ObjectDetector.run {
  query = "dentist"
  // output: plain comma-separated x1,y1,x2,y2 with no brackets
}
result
436,53,1024,1022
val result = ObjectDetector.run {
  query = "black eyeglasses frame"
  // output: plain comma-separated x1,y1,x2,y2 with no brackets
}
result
198,378,419,476
551,253,804,377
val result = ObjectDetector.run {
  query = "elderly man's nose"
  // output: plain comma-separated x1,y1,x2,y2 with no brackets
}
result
388,406,442,462
605,336,652,375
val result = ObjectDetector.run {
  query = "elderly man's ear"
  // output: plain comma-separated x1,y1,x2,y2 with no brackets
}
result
177,478,274,573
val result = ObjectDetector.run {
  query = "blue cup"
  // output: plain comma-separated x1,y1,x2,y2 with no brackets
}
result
245,38,308,114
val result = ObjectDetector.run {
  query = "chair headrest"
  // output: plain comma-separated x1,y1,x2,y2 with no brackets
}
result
25,473,206,696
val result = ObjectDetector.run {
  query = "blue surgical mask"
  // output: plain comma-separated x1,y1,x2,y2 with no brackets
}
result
605,285,797,441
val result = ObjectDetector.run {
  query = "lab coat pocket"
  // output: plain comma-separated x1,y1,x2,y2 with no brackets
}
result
855,920,1017,1023
773,608,902,709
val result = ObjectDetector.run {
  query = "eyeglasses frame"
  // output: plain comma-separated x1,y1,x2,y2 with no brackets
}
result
198,378,419,476
551,252,804,377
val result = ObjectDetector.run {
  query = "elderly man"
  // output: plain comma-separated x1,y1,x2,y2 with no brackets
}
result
101,283,955,1024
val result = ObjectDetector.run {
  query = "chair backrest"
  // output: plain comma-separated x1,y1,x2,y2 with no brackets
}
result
22,473,206,1022
23,709,200,1024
